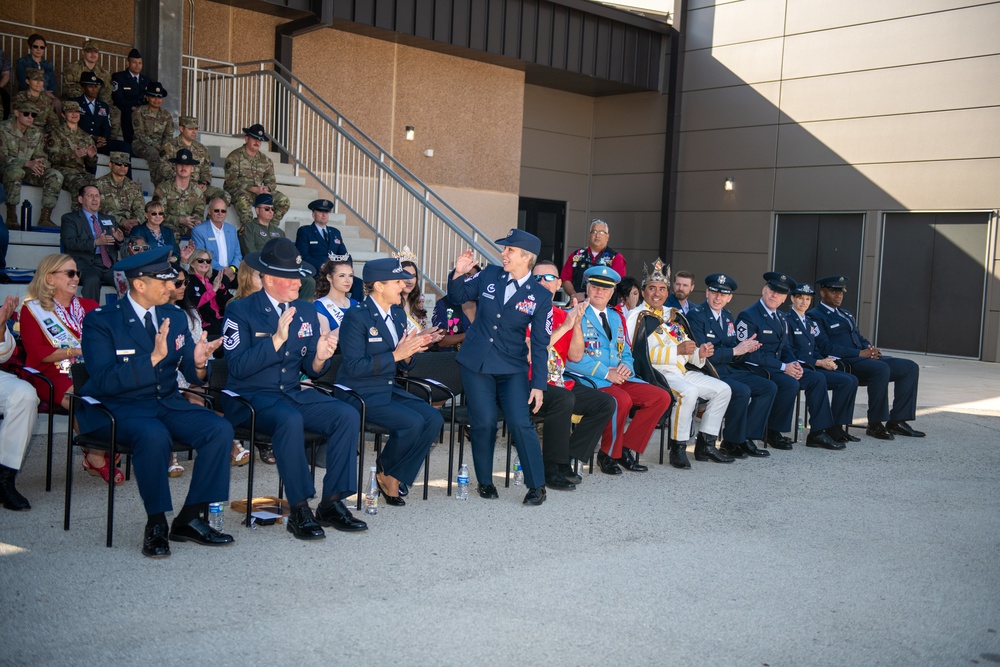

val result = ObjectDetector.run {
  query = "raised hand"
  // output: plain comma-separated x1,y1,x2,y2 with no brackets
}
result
150,319,170,366
193,332,222,366
315,330,338,361
454,249,476,276
272,306,296,349
180,242,194,263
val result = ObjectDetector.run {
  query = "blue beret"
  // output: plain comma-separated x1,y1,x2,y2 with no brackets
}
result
494,228,541,256
705,273,736,294
113,247,177,280
584,265,620,287
363,258,415,283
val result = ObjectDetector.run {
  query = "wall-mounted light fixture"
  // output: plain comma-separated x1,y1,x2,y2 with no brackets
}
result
724,177,734,192
405,126,415,141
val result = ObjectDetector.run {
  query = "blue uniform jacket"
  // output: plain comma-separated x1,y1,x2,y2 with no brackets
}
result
565,306,639,389
295,224,348,272
783,310,824,368
111,71,150,111
687,302,740,367
337,297,414,406
75,95,113,140
735,300,795,372
807,304,869,360
78,300,204,432
191,220,243,271
221,290,330,408
447,264,552,391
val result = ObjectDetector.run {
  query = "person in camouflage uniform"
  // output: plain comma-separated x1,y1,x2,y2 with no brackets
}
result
154,148,205,238
132,82,173,180
61,39,121,140
224,124,289,227
96,151,145,233
238,193,285,256
155,115,229,205
1,98,63,227
13,69,58,135
46,101,97,203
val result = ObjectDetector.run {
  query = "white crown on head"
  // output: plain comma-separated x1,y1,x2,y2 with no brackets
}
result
327,252,351,263
392,245,418,264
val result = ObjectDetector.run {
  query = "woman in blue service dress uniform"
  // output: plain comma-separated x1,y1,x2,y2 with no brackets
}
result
337,258,444,505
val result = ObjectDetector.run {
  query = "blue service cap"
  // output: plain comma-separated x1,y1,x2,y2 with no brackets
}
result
308,199,334,212
705,273,736,294
113,246,177,280
816,275,849,291
363,257,415,282
763,271,796,295
253,193,274,207
584,265,621,288
790,282,815,296
494,228,541,256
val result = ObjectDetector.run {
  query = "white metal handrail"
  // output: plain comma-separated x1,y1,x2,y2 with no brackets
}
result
1,23,130,92
180,57,502,294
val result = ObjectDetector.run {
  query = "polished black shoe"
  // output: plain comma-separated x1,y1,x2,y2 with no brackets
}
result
694,434,735,463
287,505,326,540
523,486,547,505
886,421,925,438
765,429,793,450
719,440,747,459
830,426,861,443
866,422,895,440
376,477,406,506
397,482,409,497
0,466,30,511
668,440,692,469
477,483,499,499
805,430,846,450
544,470,576,490
741,440,770,458
596,451,623,475
615,448,648,472
169,517,235,546
557,463,583,485
142,522,171,558
315,500,368,532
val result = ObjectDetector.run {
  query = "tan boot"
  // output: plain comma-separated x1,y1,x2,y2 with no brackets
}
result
4,204,16,230
37,207,57,228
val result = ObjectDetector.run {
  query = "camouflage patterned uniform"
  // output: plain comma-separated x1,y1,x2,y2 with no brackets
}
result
12,91,58,134
96,172,146,227
0,118,63,209
154,178,206,238
238,217,285,256
46,123,97,196
156,136,229,205
224,146,290,226
132,105,174,180
61,60,122,140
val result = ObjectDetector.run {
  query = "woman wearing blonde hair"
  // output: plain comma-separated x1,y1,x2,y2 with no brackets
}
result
233,260,262,300
184,247,234,340
18,254,114,482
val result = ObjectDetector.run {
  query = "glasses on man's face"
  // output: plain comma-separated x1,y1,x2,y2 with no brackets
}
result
590,230,608,236
174,279,188,287
258,206,274,212
53,269,81,279
147,211,164,217
211,208,227,213
194,258,212,264
19,111,38,119
534,274,559,283
130,244,150,252
31,44,46,50
111,162,127,167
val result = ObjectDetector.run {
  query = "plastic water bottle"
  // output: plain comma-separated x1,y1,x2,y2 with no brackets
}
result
513,456,523,486
364,466,379,515
20,200,31,231
208,502,224,532
456,463,469,500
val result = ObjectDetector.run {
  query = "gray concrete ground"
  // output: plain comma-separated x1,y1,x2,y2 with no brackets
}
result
1,352,999,666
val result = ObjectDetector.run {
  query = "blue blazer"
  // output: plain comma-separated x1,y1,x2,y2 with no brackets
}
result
447,264,551,391
222,290,330,409
295,224,348,271
565,306,637,389
75,95,112,140
191,220,243,271
734,301,795,372
77,300,204,433
111,70,150,111
687,302,740,367
132,223,181,262
337,297,414,406
807,304,869,361
783,310,823,368
665,294,698,314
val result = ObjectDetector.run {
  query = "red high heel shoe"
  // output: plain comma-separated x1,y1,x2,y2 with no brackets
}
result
82,455,125,486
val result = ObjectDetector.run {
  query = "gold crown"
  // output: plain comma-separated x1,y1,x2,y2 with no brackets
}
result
642,258,671,287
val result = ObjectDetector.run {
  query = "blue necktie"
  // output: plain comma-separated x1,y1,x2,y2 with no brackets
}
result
144,311,157,342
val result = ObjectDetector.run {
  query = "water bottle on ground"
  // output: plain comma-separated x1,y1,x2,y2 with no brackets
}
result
208,502,224,532
513,456,523,486
456,463,469,500
365,466,379,515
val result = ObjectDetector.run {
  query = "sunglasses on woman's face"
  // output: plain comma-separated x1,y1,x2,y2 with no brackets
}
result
130,244,150,252
194,258,212,264
147,211,165,217
53,269,81,279
174,279,188,287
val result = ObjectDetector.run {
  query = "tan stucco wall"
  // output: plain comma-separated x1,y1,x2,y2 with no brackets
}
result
1,1,134,47
186,0,284,64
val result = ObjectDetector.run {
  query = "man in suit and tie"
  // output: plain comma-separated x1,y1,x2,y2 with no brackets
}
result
664,269,697,315
295,198,348,300
734,273,843,450
77,247,234,557
565,266,672,475
447,229,552,504
687,274,775,458
60,184,124,302
111,49,149,145
222,237,367,539
191,197,242,280
808,275,923,439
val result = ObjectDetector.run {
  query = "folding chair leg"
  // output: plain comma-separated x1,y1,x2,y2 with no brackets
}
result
504,433,512,488
423,451,430,500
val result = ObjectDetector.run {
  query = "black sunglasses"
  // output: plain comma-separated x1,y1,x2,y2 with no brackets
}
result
211,208,227,213
534,274,559,283
258,206,274,211
53,269,81,278
19,111,39,118
111,161,128,167
31,44,46,50
174,279,188,287
194,258,212,264
147,211,164,217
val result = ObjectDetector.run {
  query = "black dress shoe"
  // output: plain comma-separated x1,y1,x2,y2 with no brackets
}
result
719,440,747,459
596,451,623,475
557,463,583,485
741,440,770,458
397,482,409,497
0,466,30,511
866,422,895,440
477,483,499,499
523,486,547,505
765,429,793,450
886,421,925,437
694,434,735,463
376,477,405,506
668,440,692,469
544,470,576,490
615,448,648,472
805,431,846,450
287,505,326,540
315,500,368,532
169,517,236,545
830,426,861,443
142,522,171,558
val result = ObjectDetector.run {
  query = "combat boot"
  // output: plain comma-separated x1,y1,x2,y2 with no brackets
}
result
668,439,692,469
693,432,734,463
0,465,30,511
5,204,17,230
37,207,57,228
